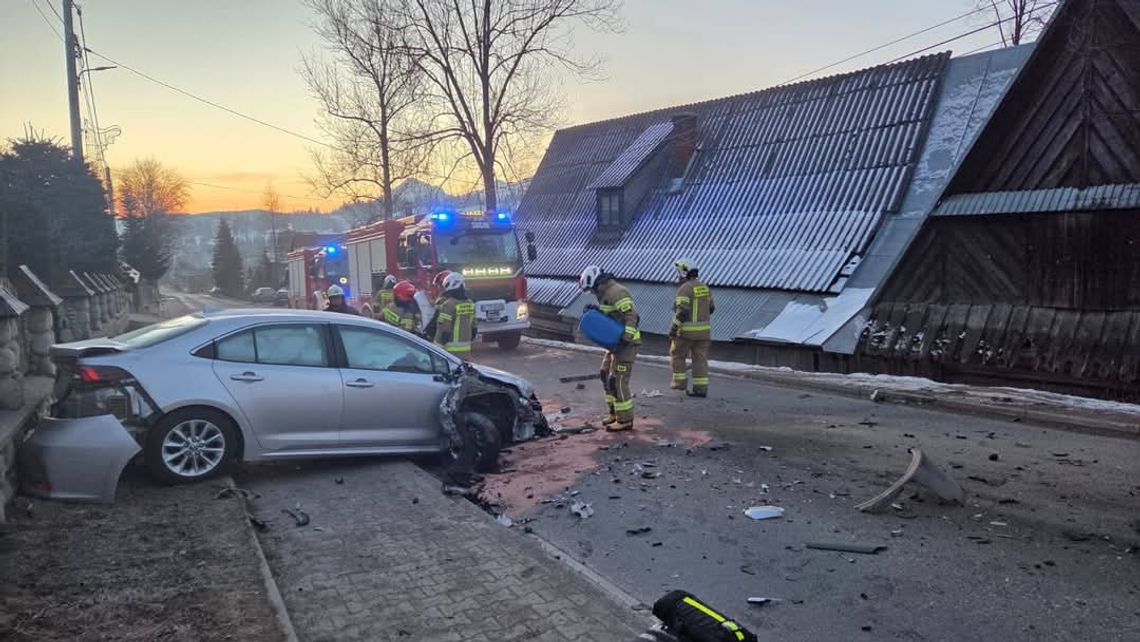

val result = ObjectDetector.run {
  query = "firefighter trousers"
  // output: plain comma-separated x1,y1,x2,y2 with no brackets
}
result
670,336,710,394
601,351,636,423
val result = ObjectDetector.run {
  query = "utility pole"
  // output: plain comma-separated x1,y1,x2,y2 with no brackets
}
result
63,0,84,163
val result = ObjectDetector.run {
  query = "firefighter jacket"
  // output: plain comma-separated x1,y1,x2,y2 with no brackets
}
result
433,294,477,354
381,301,420,333
375,286,395,309
597,279,640,358
672,278,714,341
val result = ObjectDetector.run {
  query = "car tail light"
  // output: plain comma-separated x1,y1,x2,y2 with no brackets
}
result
76,365,134,383
515,276,527,301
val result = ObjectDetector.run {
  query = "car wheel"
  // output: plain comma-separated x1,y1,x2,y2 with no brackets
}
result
145,408,238,484
460,411,502,473
497,332,522,351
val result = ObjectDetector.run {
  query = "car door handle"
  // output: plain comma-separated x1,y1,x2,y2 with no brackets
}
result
346,378,374,388
230,372,264,382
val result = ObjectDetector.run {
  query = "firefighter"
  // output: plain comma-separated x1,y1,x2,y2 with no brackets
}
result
380,281,421,334
669,258,715,397
580,265,640,431
323,284,359,315
432,272,477,356
375,274,399,311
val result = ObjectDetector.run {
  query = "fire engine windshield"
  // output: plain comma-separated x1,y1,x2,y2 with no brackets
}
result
435,231,519,266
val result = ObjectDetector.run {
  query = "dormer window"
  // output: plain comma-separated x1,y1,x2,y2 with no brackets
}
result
597,189,623,228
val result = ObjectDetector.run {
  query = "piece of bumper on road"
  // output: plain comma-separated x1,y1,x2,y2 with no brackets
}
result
856,448,965,513
20,415,141,503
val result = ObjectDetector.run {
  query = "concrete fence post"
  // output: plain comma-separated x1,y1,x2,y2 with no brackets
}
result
54,271,95,342
0,288,28,411
14,266,63,378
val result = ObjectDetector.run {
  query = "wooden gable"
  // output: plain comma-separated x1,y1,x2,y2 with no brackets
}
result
948,0,1140,193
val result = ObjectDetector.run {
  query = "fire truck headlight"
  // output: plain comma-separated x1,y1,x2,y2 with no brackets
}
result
516,303,528,320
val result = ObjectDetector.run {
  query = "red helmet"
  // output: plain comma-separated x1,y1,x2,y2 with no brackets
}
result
393,280,416,302
432,270,452,290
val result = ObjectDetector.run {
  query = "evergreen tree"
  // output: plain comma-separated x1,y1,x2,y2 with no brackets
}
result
0,136,118,282
211,219,245,297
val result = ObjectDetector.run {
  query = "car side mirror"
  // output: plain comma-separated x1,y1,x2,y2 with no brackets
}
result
527,244,538,262
524,231,535,243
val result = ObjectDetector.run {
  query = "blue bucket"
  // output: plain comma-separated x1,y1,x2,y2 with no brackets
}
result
578,309,625,351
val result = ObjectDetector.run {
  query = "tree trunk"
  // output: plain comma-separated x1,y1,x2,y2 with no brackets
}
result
482,161,498,212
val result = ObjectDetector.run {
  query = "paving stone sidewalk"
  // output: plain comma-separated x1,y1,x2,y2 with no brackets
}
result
239,460,649,642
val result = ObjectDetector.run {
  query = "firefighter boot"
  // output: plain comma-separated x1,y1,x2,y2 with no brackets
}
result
607,419,634,432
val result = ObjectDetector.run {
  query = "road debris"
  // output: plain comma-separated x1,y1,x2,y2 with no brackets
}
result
856,448,965,513
626,527,653,536
747,597,782,607
281,507,310,527
708,441,732,451
559,373,599,383
495,514,513,527
214,487,258,500
641,389,664,398
334,477,344,485
988,453,1000,461
570,501,594,519
806,542,887,555
758,446,773,452
743,506,785,520
248,515,270,532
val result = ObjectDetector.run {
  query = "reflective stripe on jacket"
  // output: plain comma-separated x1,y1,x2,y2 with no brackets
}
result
597,280,641,347
381,302,419,333
674,279,714,340
433,297,476,353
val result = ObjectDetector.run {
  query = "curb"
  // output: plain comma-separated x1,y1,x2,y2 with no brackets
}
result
221,476,299,642
522,337,1140,440
404,463,655,629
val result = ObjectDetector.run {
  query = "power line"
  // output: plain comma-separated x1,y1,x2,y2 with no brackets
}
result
781,4,995,85
186,180,331,203
882,1,1058,65
41,0,64,23
76,5,109,172
30,0,63,41
84,47,336,150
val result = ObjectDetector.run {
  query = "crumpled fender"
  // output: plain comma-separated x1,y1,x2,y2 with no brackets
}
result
20,415,141,504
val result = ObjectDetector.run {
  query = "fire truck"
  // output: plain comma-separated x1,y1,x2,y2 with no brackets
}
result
286,241,349,310
343,209,537,350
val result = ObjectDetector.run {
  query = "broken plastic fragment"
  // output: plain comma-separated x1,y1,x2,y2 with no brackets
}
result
570,501,594,519
743,506,785,520
496,514,513,527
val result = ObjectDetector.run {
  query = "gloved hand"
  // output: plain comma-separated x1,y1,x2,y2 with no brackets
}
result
668,324,679,338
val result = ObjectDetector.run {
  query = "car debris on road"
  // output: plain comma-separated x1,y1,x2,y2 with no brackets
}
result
855,448,965,513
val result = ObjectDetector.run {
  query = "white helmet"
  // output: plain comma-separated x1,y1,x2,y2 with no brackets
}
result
579,265,602,291
674,257,697,279
327,284,345,297
383,274,398,288
442,272,466,292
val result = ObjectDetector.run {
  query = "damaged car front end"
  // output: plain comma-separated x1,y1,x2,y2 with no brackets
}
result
437,361,550,485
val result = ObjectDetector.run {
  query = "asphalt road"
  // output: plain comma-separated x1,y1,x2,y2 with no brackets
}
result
471,342,1140,642
151,298,1140,640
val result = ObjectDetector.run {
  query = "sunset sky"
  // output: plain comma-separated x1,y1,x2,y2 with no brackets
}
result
1,1,1005,213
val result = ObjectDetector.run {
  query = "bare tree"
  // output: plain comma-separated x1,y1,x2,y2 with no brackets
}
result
403,0,622,211
118,158,188,282
979,0,1056,46
263,182,281,282
302,0,429,219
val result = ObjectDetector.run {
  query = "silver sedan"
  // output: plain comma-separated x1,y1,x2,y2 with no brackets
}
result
29,309,545,491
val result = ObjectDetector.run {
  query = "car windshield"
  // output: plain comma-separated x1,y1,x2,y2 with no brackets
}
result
435,231,518,266
113,315,208,348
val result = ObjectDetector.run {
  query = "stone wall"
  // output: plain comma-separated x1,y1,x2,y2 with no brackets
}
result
0,266,133,520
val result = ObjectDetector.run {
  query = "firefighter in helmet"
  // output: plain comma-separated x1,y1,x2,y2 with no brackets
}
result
670,258,715,396
580,265,640,431
324,284,359,315
375,274,399,311
431,272,477,357
380,280,422,334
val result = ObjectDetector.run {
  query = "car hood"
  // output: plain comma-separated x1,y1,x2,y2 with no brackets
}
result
469,363,536,397
50,337,129,359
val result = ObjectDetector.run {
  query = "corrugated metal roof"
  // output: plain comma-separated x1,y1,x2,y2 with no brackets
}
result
933,183,1140,216
588,122,674,189
526,277,582,308
519,52,951,294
